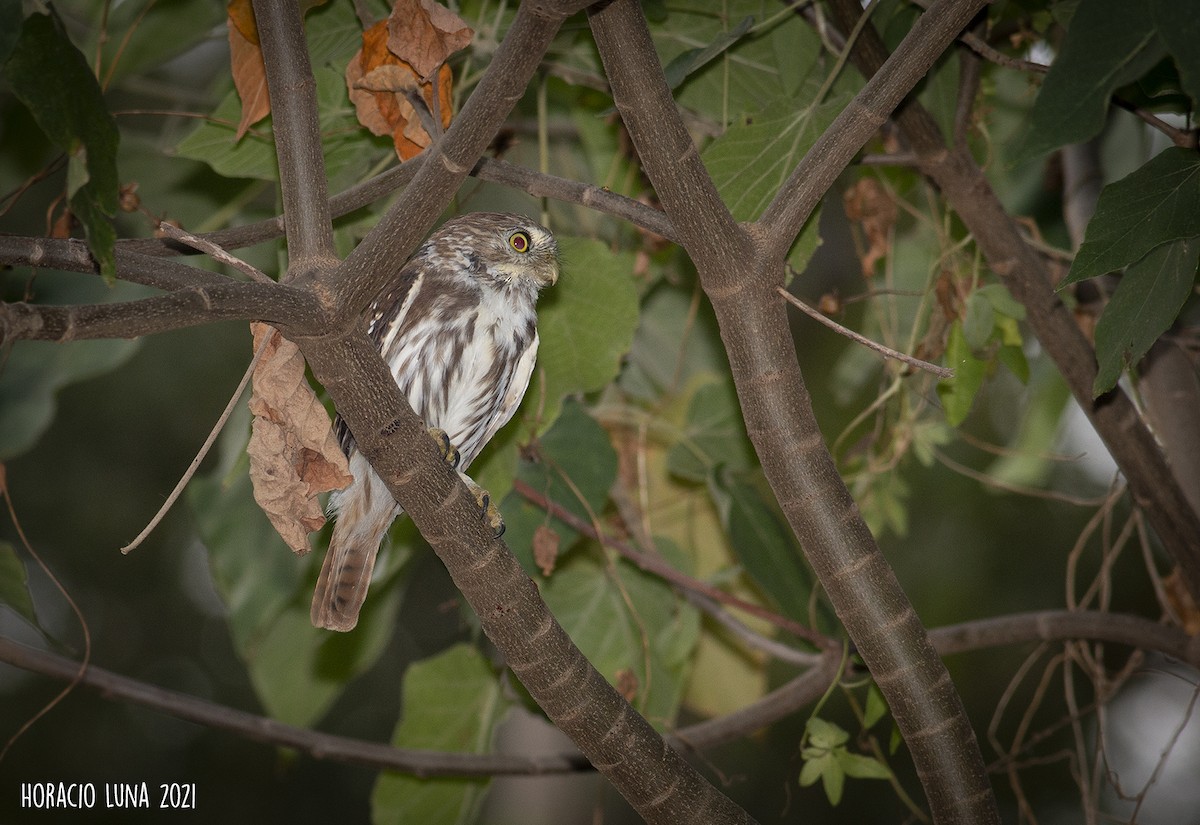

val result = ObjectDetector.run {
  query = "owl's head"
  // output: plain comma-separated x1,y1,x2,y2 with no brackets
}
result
436,212,559,291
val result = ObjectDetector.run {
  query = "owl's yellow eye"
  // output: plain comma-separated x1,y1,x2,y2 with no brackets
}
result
508,231,531,253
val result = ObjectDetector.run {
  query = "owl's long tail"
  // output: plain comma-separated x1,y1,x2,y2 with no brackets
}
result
311,452,401,632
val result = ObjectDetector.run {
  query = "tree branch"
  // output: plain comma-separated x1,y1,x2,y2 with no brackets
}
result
0,281,322,343
252,0,337,275
296,328,757,824
0,235,228,290
588,1,1000,823
3,611,1191,776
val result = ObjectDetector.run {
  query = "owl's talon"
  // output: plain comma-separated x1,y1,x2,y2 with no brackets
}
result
428,427,460,469
465,479,505,537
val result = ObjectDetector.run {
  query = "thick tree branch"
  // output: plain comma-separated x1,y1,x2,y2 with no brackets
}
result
296,328,757,824
825,0,1200,601
252,0,337,275
0,282,321,342
588,1,999,823
0,235,228,290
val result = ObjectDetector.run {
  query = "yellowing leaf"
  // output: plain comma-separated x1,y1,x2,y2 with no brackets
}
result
246,323,351,553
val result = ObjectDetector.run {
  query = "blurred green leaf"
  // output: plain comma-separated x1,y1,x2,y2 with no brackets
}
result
937,321,987,426
620,280,729,401
0,339,140,460
5,9,119,280
1092,237,1199,396
372,645,505,825
838,751,891,780
710,470,812,619
1065,148,1200,285
864,683,889,729
667,379,755,482
502,400,617,571
663,16,754,90
538,552,699,723
703,84,847,270
191,403,406,726
1015,0,1165,161
1151,0,1200,110
0,542,36,625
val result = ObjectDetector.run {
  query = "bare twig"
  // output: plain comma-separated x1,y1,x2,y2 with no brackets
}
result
121,330,274,554
154,222,272,283
0,470,91,762
777,286,954,378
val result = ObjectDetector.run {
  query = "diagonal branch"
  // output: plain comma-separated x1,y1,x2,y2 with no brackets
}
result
296,328,757,825
588,1,999,823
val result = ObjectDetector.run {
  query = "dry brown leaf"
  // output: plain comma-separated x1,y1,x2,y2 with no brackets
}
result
615,668,639,702
346,19,453,160
227,0,270,139
1164,567,1200,635
532,524,560,577
387,0,473,81
843,177,897,278
247,322,351,554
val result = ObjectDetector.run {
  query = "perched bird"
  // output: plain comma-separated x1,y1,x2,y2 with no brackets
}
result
312,212,559,631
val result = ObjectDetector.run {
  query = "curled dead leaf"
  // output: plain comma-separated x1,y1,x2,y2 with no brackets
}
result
533,523,560,577
843,177,897,278
347,19,453,160
227,0,269,139
247,322,351,554
387,0,473,81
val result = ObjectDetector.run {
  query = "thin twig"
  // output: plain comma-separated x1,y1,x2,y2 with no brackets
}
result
155,222,272,283
776,286,954,378
121,331,275,554
0,467,92,762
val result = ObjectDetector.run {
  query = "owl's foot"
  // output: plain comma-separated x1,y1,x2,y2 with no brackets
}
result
464,477,505,538
428,427,461,469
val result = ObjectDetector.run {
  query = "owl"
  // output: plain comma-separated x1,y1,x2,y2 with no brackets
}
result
312,212,560,631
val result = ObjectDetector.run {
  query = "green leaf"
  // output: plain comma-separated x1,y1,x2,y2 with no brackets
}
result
5,9,119,281
0,0,22,66
176,88,279,181
619,281,730,401
538,553,699,724
502,400,617,571
1065,148,1200,285
372,645,506,825
191,403,407,726
1151,0,1200,110
798,752,830,788
0,542,36,625
1092,237,1199,396
821,756,846,805
937,321,987,426
666,379,756,482
806,716,850,749
710,470,813,620
1015,0,1166,161
0,338,140,460
837,751,892,780
703,86,847,269
521,236,639,433
864,683,889,729
663,15,754,90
